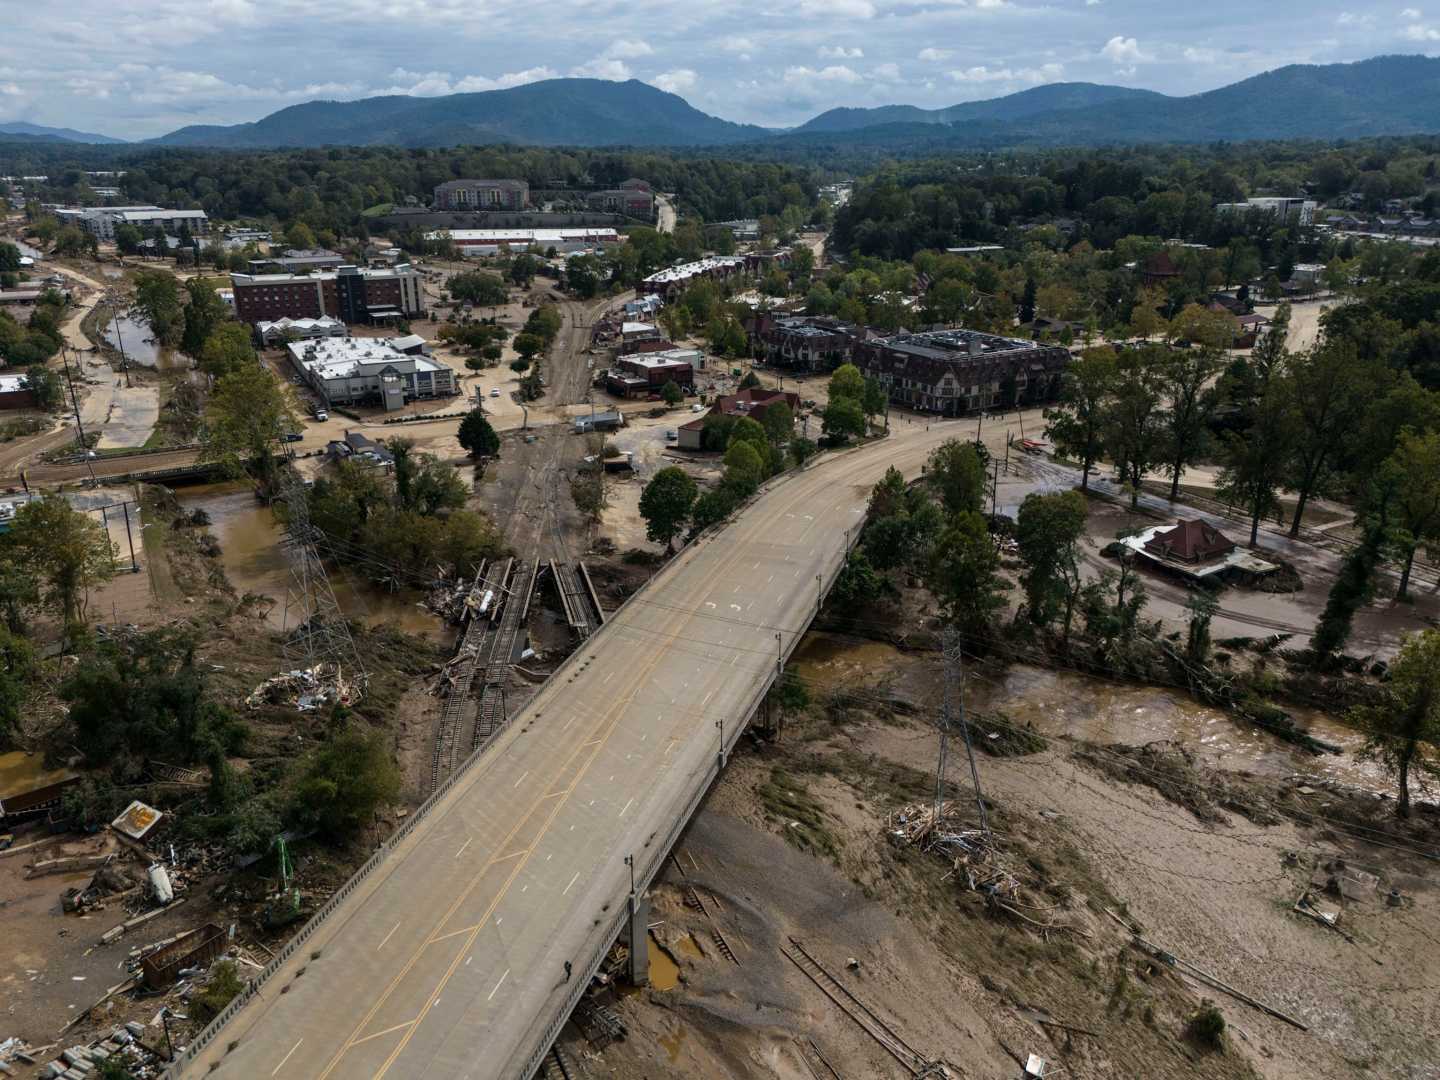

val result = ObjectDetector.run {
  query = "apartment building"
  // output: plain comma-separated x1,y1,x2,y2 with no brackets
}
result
855,328,1069,415
230,264,425,325
1215,197,1317,226
433,179,529,211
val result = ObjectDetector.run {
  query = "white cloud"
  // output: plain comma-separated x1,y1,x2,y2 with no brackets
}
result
604,39,653,59
1100,36,1149,65
1404,21,1440,37
819,45,864,59
1086,0,1101,5
379,66,555,96
948,62,1063,83
1336,11,1374,25
719,37,757,53
1183,46,1218,63
783,64,864,84
651,69,697,94
800,0,875,17
873,62,901,80
918,47,953,61
569,57,632,80
1401,7,1422,17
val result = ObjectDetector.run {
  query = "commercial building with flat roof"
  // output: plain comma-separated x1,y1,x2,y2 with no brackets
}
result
433,179,529,211
433,228,621,256
287,336,455,411
256,316,348,346
605,349,698,398
231,264,424,325
855,328,1068,415
248,249,346,274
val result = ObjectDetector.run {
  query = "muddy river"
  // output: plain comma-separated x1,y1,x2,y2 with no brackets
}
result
100,312,183,370
177,482,452,643
790,631,1390,795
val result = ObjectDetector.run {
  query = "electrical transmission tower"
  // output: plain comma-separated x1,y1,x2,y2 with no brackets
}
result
934,628,989,843
277,469,366,697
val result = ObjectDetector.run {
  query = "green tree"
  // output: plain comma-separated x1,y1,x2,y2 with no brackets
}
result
288,727,400,840
201,365,301,486
133,269,184,346
926,439,986,516
1016,490,1088,639
61,628,242,777
448,270,508,307
861,377,887,424
1185,591,1218,667
1045,347,1117,491
1311,514,1389,664
8,496,116,632
181,278,230,357
285,221,317,250
199,322,257,377
789,436,817,467
1104,348,1165,509
761,401,794,446
661,380,684,407
458,408,500,457
722,440,764,489
1380,432,1440,600
828,362,865,403
822,398,865,443
639,466,698,552
1156,346,1223,502
513,332,544,363
927,510,1009,645
1349,629,1440,818
0,242,19,272
23,364,62,411
1285,340,1380,536
113,223,143,255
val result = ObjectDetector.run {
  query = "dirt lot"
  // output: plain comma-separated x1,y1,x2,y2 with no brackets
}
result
562,637,1440,1080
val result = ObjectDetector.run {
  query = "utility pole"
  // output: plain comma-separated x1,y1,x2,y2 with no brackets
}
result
938,629,990,842
109,294,132,388
990,457,999,519
59,345,98,486
815,573,823,617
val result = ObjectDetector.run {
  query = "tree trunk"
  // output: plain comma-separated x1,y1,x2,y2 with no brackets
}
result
1248,496,1262,547
1289,486,1311,538
1398,543,1417,601
1398,744,1413,820
1169,459,1182,502
1080,456,1091,492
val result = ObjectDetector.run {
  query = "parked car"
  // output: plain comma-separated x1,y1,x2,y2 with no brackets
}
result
490,387,501,398
281,432,303,443
665,429,678,442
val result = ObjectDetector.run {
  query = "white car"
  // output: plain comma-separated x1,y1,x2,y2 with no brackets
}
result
490,387,501,398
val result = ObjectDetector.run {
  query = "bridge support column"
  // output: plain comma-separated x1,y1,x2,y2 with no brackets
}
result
625,890,650,987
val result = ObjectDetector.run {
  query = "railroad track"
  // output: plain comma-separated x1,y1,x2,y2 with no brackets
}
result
429,560,506,790
782,937,938,1077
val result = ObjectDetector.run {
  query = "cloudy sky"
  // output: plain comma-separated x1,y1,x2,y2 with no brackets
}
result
1,1,1436,139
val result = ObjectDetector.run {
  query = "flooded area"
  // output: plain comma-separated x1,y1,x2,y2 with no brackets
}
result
647,933,681,991
790,631,1390,795
12,238,44,261
177,482,452,643
100,312,184,370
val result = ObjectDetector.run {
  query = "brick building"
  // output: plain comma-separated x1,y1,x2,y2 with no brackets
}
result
585,188,655,219
433,179,529,211
605,349,698,398
677,387,798,450
855,329,1068,415
230,265,425,325
746,313,867,372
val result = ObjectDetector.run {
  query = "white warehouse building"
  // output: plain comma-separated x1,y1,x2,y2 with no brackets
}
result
287,336,457,411
429,228,622,256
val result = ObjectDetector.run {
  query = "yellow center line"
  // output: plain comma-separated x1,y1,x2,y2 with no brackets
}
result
348,1020,417,1047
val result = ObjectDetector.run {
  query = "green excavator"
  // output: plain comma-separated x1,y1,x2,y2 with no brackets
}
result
262,834,303,930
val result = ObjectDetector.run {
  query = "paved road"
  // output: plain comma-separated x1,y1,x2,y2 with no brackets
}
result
175,419,974,1080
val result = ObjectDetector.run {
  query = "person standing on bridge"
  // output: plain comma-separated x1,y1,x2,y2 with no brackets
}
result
564,961,572,982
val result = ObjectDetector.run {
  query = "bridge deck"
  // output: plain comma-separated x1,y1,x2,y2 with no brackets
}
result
175,424,961,1080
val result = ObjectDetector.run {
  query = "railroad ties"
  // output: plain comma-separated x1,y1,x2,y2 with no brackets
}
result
781,937,941,1078
550,560,605,640
430,558,540,791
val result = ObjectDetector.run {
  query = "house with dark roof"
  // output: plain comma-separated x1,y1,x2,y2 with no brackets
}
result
746,313,868,372
1140,252,1181,287
1144,520,1235,564
1122,518,1277,584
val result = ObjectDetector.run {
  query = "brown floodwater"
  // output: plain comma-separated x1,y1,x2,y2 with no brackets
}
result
790,631,1391,795
176,482,452,643
101,313,186,370
647,933,680,991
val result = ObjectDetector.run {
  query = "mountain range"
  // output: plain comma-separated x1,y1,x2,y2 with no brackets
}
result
0,121,125,145
7,54,1440,152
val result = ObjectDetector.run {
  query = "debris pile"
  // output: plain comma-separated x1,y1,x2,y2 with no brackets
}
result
246,662,361,710
888,802,1089,939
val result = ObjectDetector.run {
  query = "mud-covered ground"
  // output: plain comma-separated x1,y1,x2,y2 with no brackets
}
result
558,637,1440,1080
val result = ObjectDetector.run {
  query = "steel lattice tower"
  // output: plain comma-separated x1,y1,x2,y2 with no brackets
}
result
278,470,366,692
